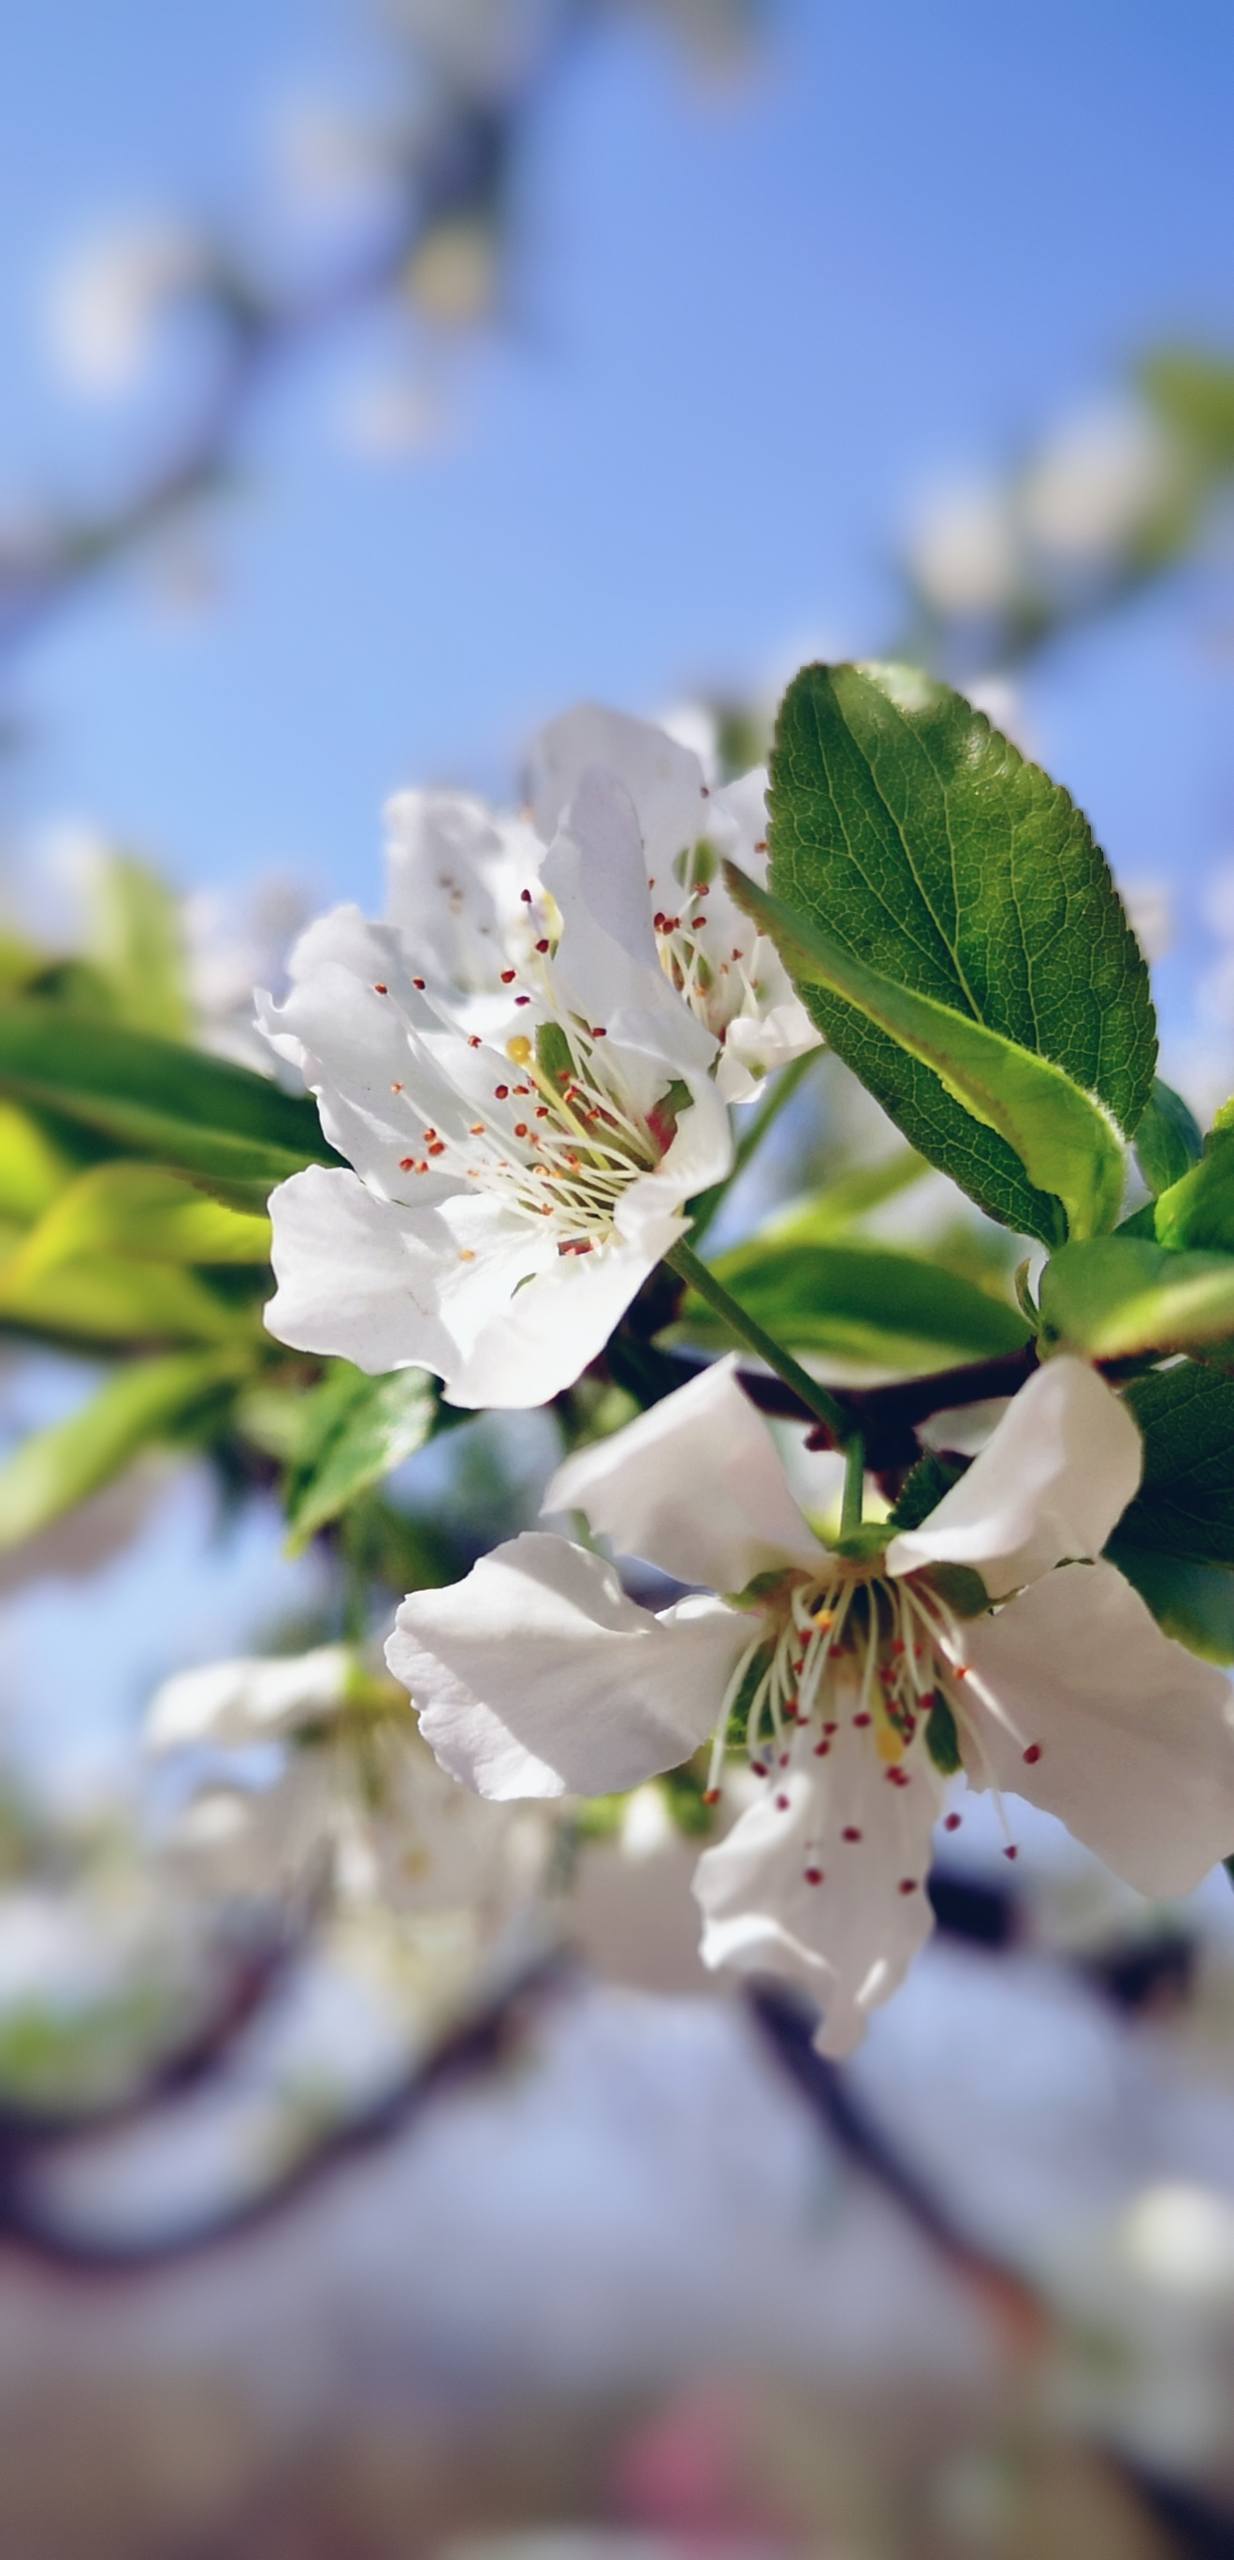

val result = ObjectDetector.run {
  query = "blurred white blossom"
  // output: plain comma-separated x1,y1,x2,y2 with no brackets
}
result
44,218,211,397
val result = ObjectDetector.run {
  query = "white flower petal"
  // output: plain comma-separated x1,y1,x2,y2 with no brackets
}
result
388,1531,750,1799
265,1166,542,1378
694,1724,942,2057
147,1646,351,1752
381,788,541,990
546,1355,822,1591
441,1226,670,1411
530,702,710,879
540,770,715,1075
959,1559,1234,1897
886,1357,1142,1598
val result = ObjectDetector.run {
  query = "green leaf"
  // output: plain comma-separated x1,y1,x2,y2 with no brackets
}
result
1153,1106,1234,1252
283,1364,439,1554
1117,1362,1234,1563
0,1103,76,1223
0,1251,251,1349
0,1352,243,1550
889,1452,966,1532
724,864,1126,1243
679,1235,1027,1373
1106,1538,1234,1665
1134,1078,1204,1198
0,1004,335,1189
7,1164,271,1277
764,663,1155,1239
1039,1237,1234,1359
1138,348,1234,473
85,853,190,1041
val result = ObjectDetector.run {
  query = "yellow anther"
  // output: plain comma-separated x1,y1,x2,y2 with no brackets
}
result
506,1034,533,1065
812,1606,837,1630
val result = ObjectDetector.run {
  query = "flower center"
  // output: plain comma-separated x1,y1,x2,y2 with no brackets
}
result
649,839,759,1038
703,1563,1031,1887
381,920,675,1248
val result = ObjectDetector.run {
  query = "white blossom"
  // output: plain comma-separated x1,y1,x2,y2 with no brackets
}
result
905,479,1022,618
148,1642,548,1932
261,765,733,1407
1019,403,1179,566
45,218,209,397
388,1358,1234,2056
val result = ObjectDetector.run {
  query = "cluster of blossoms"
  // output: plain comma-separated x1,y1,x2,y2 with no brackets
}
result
253,698,1234,2058
261,704,818,1406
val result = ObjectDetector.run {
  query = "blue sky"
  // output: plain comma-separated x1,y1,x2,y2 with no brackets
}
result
1,0,1232,1765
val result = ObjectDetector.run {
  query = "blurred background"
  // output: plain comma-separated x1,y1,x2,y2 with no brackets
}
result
3,3,1234,2552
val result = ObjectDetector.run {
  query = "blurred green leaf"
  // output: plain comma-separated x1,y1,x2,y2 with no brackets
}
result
0,1350,243,1550
7,1163,271,1278
85,853,190,1040
1040,1236,1234,1359
0,1250,252,1349
0,1005,335,1188
284,1363,439,1553
1117,1362,1234,1563
764,662,1155,1239
0,1103,76,1223
678,1235,1027,1372
726,862,1126,1244
1139,347,1234,472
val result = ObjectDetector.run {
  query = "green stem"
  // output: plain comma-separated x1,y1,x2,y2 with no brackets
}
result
668,1238,854,1443
689,1050,819,1245
841,1431,866,1536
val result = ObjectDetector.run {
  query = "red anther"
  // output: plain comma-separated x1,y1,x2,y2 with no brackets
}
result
653,912,668,932
775,1792,791,1811
779,1751,790,1767
500,969,517,985
813,1740,830,1757
754,839,768,853
427,1141,446,1157
535,938,550,954
535,1105,549,1119
952,1664,969,1681
898,1878,919,1896
469,1123,485,1135
468,1034,481,1048
804,1866,824,1886
749,1760,768,1778
399,1157,415,1171
1022,1743,1042,1765
412,977,426,991
702,1787,722,1807
823,1721,838,1736
853,1712,872,1729
515,995,532,1005
783,1700,798,1720
691,915,707,931
841,1826,862,1844
372,982,388,994
944,1812,962,1831
520,887,533,903
494,1084,509,1099
591,1025,607,1038
1003,1845,1018,1861
513,1123,529,1139
514,1083,531,1095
